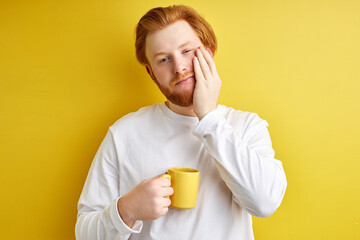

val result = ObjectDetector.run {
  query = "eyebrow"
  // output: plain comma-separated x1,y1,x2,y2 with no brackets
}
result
152,41,192,59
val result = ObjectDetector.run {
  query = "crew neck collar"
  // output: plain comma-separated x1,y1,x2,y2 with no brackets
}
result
159,102,199,122
158,102,223,122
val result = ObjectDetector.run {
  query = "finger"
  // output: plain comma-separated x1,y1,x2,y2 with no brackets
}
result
193,57,205,82
160,186,174,198
159,205,170,216
160,197,171,207
164,186,174,197
200,46,217,75
195,48,212,80
157,175,171,187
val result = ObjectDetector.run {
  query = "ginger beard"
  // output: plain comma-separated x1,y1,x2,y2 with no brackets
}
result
151,69,196,107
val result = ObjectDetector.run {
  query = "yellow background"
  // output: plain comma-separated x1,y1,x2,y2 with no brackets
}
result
1,0,359,239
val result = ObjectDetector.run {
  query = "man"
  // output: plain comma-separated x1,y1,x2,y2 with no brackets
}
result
76,5,287,240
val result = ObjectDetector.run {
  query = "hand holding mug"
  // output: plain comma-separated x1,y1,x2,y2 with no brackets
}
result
117,175,174,228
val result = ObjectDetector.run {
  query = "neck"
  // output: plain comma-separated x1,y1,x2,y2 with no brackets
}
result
165,101,197,117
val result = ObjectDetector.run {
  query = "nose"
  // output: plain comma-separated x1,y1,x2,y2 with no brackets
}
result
173,55,188,75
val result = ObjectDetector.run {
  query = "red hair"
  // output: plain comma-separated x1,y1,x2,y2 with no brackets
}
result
135,5,217,65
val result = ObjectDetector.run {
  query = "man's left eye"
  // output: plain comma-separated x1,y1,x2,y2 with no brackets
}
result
183,49,191,54
160,57,168,63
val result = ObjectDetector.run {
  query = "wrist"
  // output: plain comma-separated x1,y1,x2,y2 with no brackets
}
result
196,105,217,120
197,112,208,120
117,196,135,228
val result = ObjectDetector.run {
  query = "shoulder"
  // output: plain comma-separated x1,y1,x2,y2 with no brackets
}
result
109,104,161,134
218,104,269,129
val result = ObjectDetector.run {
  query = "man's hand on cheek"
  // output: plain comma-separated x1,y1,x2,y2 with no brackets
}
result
193,46,222,120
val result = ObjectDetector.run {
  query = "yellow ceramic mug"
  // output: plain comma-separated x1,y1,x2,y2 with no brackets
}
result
162,167,200,209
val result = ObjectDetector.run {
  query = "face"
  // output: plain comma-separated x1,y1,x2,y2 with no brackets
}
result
145,20,204,107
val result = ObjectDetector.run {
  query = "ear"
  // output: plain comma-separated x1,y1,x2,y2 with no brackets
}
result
146,64,156,81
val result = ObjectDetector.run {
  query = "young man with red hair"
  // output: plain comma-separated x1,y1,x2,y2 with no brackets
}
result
76,5,287,240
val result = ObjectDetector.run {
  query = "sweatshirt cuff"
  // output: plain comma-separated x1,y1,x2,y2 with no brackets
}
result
193,108,223,138
110,197,143,235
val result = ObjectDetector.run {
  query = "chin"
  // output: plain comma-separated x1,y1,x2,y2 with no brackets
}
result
167,93,193,107
157,81,194,107
174,101,193,107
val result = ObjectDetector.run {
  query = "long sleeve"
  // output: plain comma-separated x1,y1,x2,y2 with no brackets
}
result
75,130,143,240
193,109,287,218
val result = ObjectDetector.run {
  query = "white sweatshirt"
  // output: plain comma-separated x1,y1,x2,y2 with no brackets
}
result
76,103,287,240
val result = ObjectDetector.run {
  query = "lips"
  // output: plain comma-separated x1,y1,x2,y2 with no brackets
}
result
175,76,194,85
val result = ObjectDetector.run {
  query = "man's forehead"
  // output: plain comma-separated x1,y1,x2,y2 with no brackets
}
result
145,20,201,58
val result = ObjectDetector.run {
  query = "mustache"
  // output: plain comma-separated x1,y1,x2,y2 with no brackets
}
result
170,72,195,86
